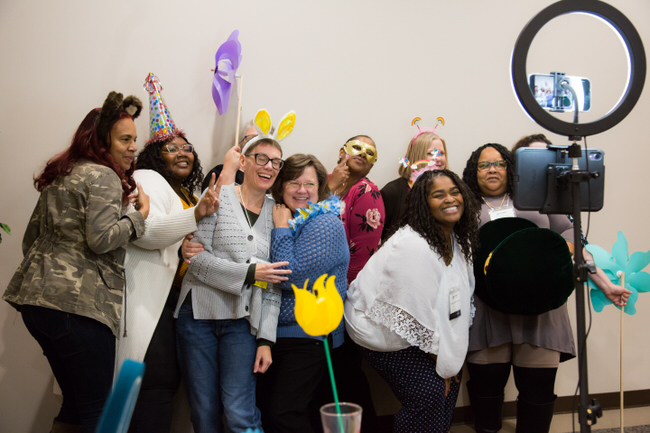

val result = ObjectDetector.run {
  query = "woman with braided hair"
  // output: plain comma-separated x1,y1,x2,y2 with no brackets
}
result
345,169,479,433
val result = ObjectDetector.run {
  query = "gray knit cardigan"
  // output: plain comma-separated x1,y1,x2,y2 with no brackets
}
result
174,183,281,342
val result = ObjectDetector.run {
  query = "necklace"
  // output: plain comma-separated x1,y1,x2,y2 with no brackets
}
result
334,181,348,198
179,189,194,206
237,185,270,258
238,186,254,228
482,194,508,210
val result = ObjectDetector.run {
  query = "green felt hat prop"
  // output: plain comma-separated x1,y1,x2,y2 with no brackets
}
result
474,218,537,310
475,218,574,315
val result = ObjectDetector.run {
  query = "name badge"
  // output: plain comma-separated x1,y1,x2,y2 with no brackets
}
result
489,205,516,220
250,256,269,289
449,286,461,320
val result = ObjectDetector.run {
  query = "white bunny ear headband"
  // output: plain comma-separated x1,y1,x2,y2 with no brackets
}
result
241,109,296,153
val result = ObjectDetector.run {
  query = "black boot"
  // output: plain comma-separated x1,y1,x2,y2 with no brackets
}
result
515,396,556,433
467,381,504,433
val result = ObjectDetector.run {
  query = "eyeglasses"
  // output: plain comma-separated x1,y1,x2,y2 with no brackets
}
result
247,153,284,170
162,143,194,154
286,181,318,190
477,160,507,171
239,134,257,146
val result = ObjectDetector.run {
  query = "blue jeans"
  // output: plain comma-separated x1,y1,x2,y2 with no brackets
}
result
176,302,263,433
20,305,115,433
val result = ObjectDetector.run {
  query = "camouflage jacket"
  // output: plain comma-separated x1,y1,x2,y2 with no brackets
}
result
4,160,145,336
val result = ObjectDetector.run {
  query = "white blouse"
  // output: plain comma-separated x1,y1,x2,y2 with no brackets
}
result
344,225,475,378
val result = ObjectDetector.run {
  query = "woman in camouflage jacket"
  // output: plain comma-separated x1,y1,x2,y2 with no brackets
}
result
3,92,150,433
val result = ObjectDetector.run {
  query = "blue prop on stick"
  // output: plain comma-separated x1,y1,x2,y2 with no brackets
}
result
586,231,650,315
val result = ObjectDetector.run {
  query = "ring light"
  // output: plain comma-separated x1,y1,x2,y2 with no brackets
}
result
511,0,646,137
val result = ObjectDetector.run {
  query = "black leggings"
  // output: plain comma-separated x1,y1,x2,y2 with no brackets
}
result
21,305,115,433
466,362,557,403
128,288,181,433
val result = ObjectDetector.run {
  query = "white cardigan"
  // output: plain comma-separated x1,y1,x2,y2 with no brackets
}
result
344,225,475,379
116,169,198,368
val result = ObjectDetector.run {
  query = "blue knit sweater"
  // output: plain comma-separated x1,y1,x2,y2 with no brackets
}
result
271,212,350,347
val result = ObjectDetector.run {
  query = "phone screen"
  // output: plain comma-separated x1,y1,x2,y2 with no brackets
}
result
528,74,591,112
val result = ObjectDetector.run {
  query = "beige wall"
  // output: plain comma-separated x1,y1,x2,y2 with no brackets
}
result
1,1,649,431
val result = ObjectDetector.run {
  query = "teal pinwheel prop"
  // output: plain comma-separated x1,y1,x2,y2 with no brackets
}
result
586,231,650,315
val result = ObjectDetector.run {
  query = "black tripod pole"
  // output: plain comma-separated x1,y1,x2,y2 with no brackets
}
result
568,142,602,431
571,168,591,432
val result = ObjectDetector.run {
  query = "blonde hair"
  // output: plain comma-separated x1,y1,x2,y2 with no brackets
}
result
398,132,448,180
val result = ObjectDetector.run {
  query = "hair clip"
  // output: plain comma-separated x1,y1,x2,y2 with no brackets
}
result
409,159,437,170
398,148,441,169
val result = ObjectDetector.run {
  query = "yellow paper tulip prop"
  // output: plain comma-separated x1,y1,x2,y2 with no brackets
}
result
294,274,346,423
292,274,343,337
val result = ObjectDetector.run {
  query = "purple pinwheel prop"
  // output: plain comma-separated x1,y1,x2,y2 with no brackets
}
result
586,231,650,315
212,30,242,115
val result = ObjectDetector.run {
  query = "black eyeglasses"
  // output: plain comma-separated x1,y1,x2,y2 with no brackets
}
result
162,143,194,154
239,134,257,146
477,160,507,171
247,153,284,170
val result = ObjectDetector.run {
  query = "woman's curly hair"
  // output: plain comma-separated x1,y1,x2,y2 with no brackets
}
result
136,136,204,194
462,143,515,202
383,169,479,263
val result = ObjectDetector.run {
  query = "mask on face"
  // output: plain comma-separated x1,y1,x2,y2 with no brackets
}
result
343,139,378,164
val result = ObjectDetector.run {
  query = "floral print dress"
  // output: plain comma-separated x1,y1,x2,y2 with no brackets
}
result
340,177,385,285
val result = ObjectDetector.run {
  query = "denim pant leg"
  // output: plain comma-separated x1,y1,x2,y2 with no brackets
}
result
176,302,222,433
21,305,115,433
219,318,263,433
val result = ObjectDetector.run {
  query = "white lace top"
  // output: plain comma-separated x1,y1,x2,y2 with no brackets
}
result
344,225,475,378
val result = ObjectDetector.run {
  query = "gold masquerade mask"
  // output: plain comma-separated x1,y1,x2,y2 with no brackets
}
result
343,139,378,164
